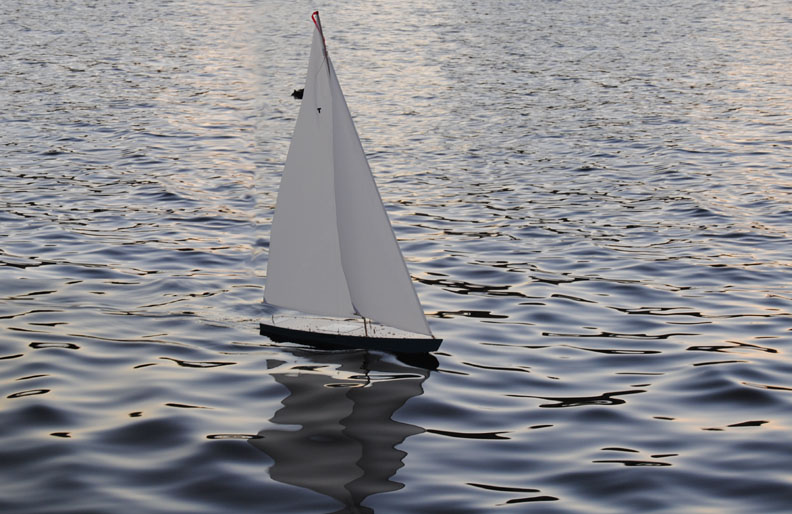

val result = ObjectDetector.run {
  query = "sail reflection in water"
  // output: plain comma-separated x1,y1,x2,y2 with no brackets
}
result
250,350,433,513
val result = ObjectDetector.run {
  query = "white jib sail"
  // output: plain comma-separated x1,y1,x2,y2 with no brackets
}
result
264,16,432,337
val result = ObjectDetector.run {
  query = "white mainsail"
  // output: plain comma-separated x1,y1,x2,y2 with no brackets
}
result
264,13,432,337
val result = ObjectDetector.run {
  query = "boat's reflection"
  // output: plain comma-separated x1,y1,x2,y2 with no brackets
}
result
250,349,436,513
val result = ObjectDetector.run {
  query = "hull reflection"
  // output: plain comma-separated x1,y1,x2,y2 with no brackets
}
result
250,350,432,513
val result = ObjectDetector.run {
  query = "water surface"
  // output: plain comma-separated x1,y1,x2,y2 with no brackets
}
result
2,0,791,512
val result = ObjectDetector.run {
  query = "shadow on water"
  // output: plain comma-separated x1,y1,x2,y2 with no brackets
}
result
249,348,434,513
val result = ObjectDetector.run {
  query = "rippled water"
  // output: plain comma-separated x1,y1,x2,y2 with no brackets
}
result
2,0,791,512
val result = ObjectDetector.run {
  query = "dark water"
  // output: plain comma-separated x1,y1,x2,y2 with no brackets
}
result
2,0,791,512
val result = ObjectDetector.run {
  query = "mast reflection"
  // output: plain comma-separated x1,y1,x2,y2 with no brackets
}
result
250,350,435,513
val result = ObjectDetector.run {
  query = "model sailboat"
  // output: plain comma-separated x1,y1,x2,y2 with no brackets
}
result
260,12,441,353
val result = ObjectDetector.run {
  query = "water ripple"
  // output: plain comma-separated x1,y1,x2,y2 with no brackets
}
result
2,0,791,512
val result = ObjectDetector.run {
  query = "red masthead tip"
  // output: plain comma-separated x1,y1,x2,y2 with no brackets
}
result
311,11,326,48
